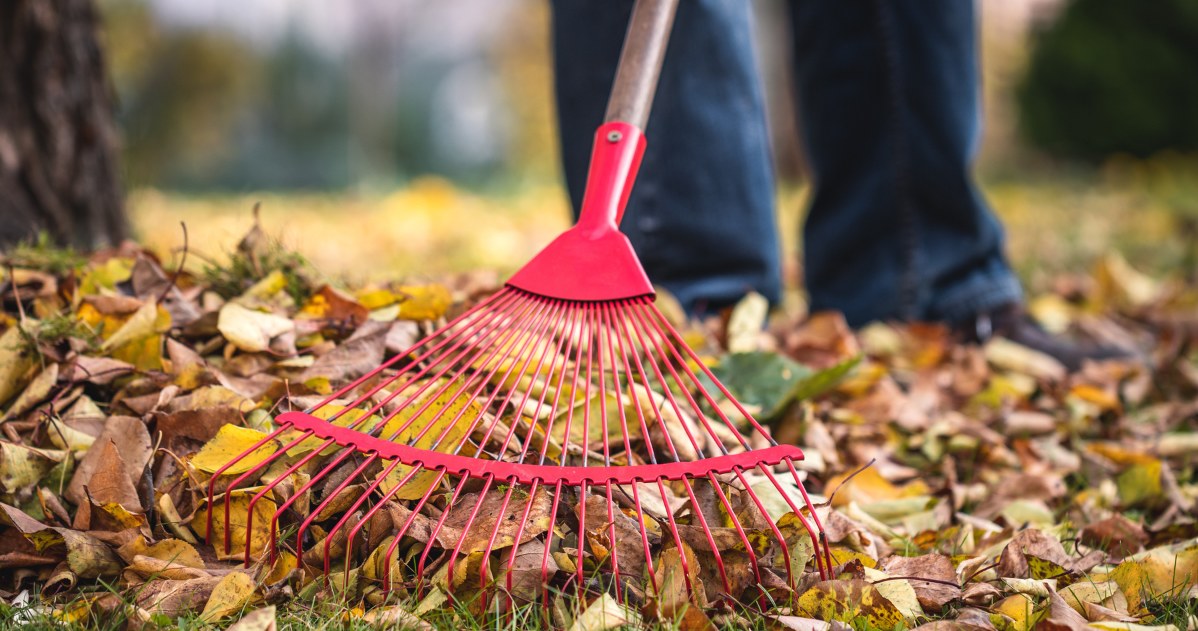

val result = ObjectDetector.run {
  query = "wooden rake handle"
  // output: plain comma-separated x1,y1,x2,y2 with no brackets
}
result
604,0,680,129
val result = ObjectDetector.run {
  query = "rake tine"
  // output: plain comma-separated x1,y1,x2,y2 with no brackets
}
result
734,467,795,586
353,291,546,434
705,472,763,591
599,302,636,458
317,288,519,417
340,459,408,588
221,430,316,555
760,465,828,580
443,473,498,598
784,459,834,575
609,304,666,463
205,425,290,546
418,476,474,597
473,481,517,605
501,478,542,605
504,305,579,465
603,482,622,602
677,477,731,594
469,299,567,455
655,478,694,595
437,299,568,458
308,455,378,575
382,467,446,593
637,301,775,443
381,296,558,450
629,480,658,593
620,302,707,459
627,301,739,454
534,308,588,466
575,480,587,594
540,480,564,612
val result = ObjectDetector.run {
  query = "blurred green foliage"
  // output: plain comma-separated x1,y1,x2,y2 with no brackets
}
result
1017,0,1198,161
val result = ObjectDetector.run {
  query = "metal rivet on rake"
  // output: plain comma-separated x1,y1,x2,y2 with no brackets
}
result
606,130,622,142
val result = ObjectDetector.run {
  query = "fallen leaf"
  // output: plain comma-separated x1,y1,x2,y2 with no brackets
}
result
218,303,295,353
200,571,256,622
0,324,36,407
227,605,278,631
796,579,904,630
879,554,960,613
65,415,151,508
191,492,277,561
1080,515,1148,559
191,425,278,476
568,593,641,631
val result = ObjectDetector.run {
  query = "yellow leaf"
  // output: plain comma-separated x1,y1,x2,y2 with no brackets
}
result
78,257,134,295
1116,459,1163,506
396,284,451,321
828,547,877,569
192,425,278,476
200,571,256,622
1111,546,1198,610
100,300,161,351
261,550,296,585
796,579,903,630
990,594,1037,631
356,287,401,310
0,441,61,493
863,567,923,621
0,325,37,407
191,492,277,561
824,467,929,508
726,291,768,354
376,386,483,500
653,540,702,618
144,539,206,569
2,362,57,421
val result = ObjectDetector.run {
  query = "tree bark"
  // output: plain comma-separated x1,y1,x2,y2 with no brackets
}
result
0,0,127,250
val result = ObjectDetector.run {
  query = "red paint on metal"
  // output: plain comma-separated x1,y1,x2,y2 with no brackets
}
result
506,122,654,301
275,410,804,485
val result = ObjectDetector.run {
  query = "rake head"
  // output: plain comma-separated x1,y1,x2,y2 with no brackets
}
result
202,123,831,609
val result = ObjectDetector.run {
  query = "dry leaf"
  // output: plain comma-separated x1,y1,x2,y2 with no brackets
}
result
200,571,256,622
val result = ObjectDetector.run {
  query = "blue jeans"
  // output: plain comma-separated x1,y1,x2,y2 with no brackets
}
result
551,0,1023,326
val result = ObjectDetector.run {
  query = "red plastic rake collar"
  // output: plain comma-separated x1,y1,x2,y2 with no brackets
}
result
277,410,805,486
506,121,655,302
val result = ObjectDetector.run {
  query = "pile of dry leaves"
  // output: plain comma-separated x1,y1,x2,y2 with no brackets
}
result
0,219,1196,630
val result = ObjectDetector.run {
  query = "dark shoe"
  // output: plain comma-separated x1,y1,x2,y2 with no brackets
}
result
954,303,1135,372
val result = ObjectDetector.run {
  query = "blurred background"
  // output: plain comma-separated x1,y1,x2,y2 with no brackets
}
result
100,0,1198,288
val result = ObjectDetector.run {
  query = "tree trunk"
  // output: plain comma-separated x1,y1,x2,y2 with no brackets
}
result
0,0,127,251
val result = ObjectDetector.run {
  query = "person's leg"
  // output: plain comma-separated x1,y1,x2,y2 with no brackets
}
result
550,0,781,313
790,0,1022,327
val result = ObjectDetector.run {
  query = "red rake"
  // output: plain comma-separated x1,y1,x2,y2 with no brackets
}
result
205,0,831,607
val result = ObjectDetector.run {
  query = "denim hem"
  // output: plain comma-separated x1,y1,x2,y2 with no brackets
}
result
930,273,1023,323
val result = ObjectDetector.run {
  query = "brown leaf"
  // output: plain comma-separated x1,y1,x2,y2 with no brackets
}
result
504,538,557,603
135,576,223,617
577,492,653,579
879,553,961,612
76,439,143,515
1037,590,1091,631
436,485,553,555
71,355,134,385
66,415,151,510
996,529,1075,580
300,320,389,382
1079,515,1147,560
